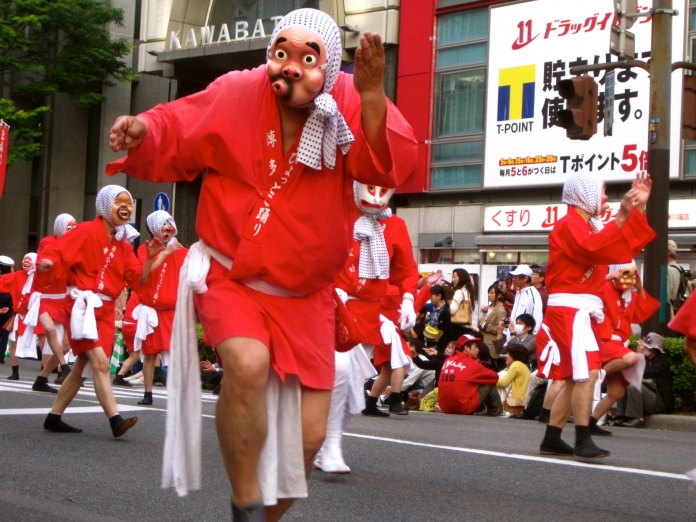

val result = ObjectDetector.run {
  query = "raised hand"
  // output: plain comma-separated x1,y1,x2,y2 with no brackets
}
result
109,116,148,152
630,171,652,210
146,238,165,259
353,32,386,97
37,259,53,272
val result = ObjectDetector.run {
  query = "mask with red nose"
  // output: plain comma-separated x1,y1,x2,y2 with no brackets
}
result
354,182,395,216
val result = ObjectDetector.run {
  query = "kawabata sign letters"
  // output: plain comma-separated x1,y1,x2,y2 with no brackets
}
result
484,0,685,189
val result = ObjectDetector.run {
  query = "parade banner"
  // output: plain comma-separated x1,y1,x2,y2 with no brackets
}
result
0,122,9,198
483,198,696,232
484,0,686,189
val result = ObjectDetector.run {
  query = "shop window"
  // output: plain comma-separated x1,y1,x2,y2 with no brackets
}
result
520,251,549,265
420,249,480,264
484,251,519,265
431,7,488,191
146,0,172,41
453,249,480,264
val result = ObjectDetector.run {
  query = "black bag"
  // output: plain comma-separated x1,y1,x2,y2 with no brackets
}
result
669,264,692,313
521,383,547,420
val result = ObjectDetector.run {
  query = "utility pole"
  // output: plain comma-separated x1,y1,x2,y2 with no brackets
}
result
569,0,689,335
643,0,673,335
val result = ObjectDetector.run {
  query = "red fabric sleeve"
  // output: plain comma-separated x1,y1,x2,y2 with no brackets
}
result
106,71,237,182
559,209,655,266
415,285,431,312
0,273,15,294
385,217,419,297
40,225,89,283
123,243,144,291
669,293,696,338
471,363,500,387
631,290,660,324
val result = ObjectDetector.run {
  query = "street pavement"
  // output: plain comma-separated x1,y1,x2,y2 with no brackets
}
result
2,359,696,522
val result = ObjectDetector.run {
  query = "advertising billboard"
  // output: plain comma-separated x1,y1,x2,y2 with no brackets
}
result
484,0,686,189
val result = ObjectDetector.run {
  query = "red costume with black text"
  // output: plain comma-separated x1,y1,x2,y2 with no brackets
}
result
39,217,143,357
135,244,188,355
32,235,69,327
107,66,417,390
333,214,419,367
600,281,660,364
0,271,32,336
438,351,499,415
536,207,655,380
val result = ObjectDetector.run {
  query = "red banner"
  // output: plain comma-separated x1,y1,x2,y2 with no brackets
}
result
0,122,8,198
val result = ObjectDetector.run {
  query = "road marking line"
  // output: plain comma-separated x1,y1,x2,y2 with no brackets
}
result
344,433,691,481
0,405,150,415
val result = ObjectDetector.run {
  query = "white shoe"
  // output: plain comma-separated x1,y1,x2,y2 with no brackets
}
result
313,449,351,474
499,411,511,418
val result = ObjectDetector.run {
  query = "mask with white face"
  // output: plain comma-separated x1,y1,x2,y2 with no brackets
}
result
513,324,526,336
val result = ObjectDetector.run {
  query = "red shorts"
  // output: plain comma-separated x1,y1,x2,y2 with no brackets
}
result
38,295,70,326
140,310,173,356
345,299,384,346
15,317,45,337
67,300,116,358
536,306,603,381
373,336,410,368
122,321,137,352
600,339,632,365
194,261,335,390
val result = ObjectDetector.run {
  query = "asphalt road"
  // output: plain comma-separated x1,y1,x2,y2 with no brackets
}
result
2,359,696,522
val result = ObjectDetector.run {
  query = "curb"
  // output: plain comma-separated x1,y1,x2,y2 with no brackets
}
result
645,414,696,432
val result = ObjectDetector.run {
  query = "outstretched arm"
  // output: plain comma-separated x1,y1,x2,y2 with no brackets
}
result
354,32,391,173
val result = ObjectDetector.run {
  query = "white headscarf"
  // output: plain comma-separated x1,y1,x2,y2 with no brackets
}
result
562,173,604,232
21,253,37,295
147,210,178,246
609,261,637,306
267,8,354,170
95,185,140,242
53,213,75,238
352,181,391,279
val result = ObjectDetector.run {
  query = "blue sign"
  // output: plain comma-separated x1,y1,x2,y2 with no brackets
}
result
154,192,170,212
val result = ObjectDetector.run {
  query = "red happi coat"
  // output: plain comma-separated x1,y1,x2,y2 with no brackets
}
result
602,280,660,343
106,65,418,296
536,207,655,379
438,351,499,415
334,214,419,348
31,235,70,325
0,271,29,333
39,217,143,356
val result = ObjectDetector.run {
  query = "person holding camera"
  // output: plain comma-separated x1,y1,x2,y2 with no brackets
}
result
492,314,537,370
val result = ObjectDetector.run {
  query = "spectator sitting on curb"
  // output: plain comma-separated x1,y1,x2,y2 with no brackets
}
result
493,313,537,369
496,345,532,412
437,334,505,417
615,333,673,427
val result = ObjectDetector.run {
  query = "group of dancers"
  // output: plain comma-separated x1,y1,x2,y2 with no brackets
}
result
0,7,686,521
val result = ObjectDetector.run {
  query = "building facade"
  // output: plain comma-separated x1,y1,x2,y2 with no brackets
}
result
394,0,696,302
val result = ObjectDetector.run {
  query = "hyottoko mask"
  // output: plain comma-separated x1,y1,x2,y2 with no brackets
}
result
355,182,395,215
111,192,133,226
22,253,36,273
614,266,638,291
267,25,328,107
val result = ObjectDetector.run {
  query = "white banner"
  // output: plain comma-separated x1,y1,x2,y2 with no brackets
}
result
484,0,685,189
483,199,696,232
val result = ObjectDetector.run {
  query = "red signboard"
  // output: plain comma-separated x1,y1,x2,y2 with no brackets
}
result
0,122,8,198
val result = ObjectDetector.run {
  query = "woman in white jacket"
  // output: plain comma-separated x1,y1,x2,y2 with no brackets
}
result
450,268,476,340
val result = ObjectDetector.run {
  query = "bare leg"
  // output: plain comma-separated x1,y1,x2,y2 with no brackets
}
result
216,337,270,507
39,355,60,378
602,351,638,375
50,355,88,414
39,313,67,365
9,340,17,366
265,388,331,522
390,365,406,394
571,371,598,427
549,378,575,429
117,350,140,376
592,374,626,421
369,366,393,398
85,348,120,418
142,354,157,393
543,379,565,410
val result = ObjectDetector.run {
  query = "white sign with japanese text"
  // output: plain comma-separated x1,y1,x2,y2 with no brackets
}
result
484,0,685,189
483,199,696,232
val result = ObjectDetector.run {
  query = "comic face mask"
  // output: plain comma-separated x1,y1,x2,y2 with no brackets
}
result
112,192,133,226
615,266,637,291
267,26,327,107
22,255,35,273
355,183,395,216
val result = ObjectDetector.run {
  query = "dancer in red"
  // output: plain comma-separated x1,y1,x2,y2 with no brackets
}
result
536,172,654,459
107,9,417,521
37,185,163,437
133,210,186,405
112,289,143,387
26,214,78,392
314,182,417,474
589,262,659,436
1,253,36,380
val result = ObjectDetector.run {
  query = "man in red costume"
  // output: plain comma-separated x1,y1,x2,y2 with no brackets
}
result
25,213,78,392
1,252,37,380
107,8,417,521
536,172,654,459
314,181,417,474
37,185,163,437
589,262,659,437
132,210,186,405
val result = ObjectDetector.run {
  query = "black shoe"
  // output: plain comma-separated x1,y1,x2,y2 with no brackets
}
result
473,403,488,416
44,413,82,433
153,367,167,387
6,373,18,380
137,393,153,406
231,500,265,522
388,392,409,415
110,415,138,438
112,374,133,387
32,376,58,393
212,384,221,396
574,426,610,458
362,396,390,417
539,425,574,456
536,408,551,424
511,412,528,420
54,364,71,385
589,416,613,437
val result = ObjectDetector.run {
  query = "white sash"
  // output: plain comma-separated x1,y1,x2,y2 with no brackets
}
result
545,293,604,382
379,314,413,371
68,287,112,341
19,292,67,353
132,303,159,351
